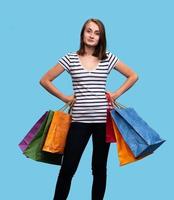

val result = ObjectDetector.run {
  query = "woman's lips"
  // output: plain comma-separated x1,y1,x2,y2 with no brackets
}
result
88,39,94,42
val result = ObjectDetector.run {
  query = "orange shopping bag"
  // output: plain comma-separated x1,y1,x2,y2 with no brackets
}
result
42,102,74,154
111,118,150,166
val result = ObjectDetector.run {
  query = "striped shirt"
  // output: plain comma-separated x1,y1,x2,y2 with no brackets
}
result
57,50,119,123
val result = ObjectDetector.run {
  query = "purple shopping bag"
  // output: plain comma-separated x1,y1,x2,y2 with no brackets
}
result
18,111,48,152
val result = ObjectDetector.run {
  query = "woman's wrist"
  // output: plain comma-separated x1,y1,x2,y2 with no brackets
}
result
113,91,121,101
61,94,75,104
61,95,70,103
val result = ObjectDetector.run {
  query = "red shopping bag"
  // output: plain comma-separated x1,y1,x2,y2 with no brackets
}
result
105,93,116,143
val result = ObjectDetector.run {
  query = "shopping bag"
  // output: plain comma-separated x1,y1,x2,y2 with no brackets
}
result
111,118,151,166
110,101,166,158
105,93,116,143
42,103,72,153
23,110,63,165
18,111,49,152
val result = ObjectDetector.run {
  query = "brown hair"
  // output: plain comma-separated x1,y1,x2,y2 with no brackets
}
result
76,18,108,60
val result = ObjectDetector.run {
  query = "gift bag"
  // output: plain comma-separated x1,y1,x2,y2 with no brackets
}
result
111,118,151,166
42,103,72,153
105,93,116,143
110,101,166,158
23,110,63,165
18,111,48,152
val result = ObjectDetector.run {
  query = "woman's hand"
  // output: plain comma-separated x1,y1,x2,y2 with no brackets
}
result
63,94,76,105
106,91,118,102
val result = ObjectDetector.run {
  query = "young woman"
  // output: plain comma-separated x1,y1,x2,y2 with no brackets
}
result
40,18,138,200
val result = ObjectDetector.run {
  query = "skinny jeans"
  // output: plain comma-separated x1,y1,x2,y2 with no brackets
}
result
53,122,110,200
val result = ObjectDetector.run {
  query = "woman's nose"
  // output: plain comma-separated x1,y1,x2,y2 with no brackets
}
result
89,33,95,38
90,35,94,39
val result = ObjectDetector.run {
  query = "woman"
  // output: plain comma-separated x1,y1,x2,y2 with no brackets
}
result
40,18,138,200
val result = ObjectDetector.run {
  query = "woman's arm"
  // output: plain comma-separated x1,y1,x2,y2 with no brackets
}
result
39,63,75,104
107,60,139,101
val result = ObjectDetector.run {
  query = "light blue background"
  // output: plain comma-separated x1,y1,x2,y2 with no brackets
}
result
1,0,173,199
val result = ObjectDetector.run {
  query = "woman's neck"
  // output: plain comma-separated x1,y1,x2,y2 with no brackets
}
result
84,45,95,56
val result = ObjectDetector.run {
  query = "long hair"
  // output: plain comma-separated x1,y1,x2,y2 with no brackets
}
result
76,18,108,60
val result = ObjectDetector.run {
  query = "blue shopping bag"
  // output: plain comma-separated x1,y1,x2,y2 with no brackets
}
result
110,102,166,158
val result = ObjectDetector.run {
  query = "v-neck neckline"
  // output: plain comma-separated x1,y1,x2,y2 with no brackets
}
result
76,53,101,73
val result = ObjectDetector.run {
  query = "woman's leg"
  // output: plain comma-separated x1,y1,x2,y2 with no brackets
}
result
91,123,110,200
53,122,91,200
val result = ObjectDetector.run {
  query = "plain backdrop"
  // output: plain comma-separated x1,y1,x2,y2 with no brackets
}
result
1,0,173,199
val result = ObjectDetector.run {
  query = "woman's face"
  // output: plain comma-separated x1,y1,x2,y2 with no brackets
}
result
83,21,100,47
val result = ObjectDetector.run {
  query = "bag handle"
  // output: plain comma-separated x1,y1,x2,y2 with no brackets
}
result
105,92,127,109
58,98,76,114
106,92,113,109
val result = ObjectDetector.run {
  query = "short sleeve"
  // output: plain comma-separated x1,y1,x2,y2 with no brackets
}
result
108,51,119,74
57,53,71,74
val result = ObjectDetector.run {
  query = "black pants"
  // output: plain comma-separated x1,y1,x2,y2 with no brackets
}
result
53,122,110,200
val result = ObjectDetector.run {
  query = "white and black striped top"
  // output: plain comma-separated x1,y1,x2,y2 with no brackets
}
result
58,50,119,123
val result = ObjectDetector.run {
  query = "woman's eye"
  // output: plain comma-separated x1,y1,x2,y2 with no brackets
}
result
86,30,100,35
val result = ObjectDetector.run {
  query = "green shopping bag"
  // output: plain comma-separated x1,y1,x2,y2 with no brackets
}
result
23,110,63,165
